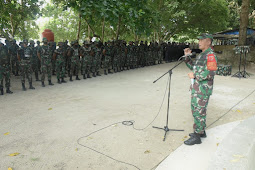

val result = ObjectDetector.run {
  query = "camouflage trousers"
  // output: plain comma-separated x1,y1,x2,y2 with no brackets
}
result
81,59,91,75
56,60,65,79
191,94,210,134
0,65,11,88
11,55,19,74
103,56,111,70
41,60,52,81
91,60,100,73
20,60,32,83
31,58,39,74
70,59,80,76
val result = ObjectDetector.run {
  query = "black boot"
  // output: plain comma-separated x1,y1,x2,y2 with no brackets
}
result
104,70,107,75
93,72,96,77
87,73,91,78
108,69,113,74
48,80,54,85
189,131,207,138
0,88,4,95
184,133,202,145
97,71,101,76
35,72,40,81
22,83,26,91
42,81,45,87
76,75,80,80
83,74,86,79
29,82,35,89
6,88,13,94
61,78,67,83
114,68,117,73
70,76,73,81
58,79,62,84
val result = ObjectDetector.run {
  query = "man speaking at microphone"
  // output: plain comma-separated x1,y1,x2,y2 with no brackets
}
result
183,33,218,145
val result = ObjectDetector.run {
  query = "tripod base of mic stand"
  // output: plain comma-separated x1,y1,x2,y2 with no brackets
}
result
153,125,184,141
232,71,250,78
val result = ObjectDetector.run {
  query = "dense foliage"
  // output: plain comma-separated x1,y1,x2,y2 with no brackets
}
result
0,0,254,42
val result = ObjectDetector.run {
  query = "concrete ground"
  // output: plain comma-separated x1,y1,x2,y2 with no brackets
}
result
1,62,255,170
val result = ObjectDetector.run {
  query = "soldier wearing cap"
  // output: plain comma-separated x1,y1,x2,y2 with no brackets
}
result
53,42,67,84
80,41,93,79
91,42,102,77
17,39,35,91
37,37,54,87
9,39,20,76
0,42,13,95
183,33,218,145
35,41,42,74
67,40,81,81
102,41,113,75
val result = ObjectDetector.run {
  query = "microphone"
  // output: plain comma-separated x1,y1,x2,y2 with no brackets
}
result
181,52,196,58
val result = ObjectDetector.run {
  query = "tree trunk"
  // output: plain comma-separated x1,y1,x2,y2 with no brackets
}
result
116,15,121,40
102,17,105,43
238,0,250,45
88,25,91,41
77,13,82,41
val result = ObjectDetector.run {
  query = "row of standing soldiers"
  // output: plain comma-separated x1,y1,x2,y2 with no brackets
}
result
0,38,168,94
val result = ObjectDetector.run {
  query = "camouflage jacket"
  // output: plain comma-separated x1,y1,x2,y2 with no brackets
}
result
185,47,217,96
0,46,9,66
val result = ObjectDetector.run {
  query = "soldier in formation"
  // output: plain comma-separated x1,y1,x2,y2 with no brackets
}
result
0,38,198,95
0,42,13,95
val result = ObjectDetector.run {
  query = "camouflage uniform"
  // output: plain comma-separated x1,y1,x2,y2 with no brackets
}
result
80,41,92,79
29,40,40,81
103,41,113,75
18,40,35,90
0,43,13,95
54,42,67,83
8,39,20,76
185,47,217,134
68,41,81,81
112,42,119,72
92,43,102,77
35,41,42,74
38,38,54,87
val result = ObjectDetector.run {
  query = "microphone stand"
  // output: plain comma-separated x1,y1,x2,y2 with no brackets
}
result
153,57,185,141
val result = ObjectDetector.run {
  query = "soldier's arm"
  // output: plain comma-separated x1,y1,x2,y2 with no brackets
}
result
194,54,218,82
37,47,41,61
17,50,21,61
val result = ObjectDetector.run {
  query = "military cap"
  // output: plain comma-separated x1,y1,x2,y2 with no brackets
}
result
58,42,63,46
83,41,90,45
36,41,40,44
23,39,28,43
30,40,35,44
197,33,213,40
71,41,75,45
42,37,48,42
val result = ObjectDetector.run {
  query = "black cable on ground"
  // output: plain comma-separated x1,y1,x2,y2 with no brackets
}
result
77,80,255,170
77,77,169,170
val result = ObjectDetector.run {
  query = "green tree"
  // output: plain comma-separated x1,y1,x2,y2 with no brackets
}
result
0,0,43,40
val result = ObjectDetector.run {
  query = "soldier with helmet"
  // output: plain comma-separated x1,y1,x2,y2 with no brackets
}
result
0,42,13,95
17,39,35,91
80,41,92,79
53,42,67,84
37,37,54,87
